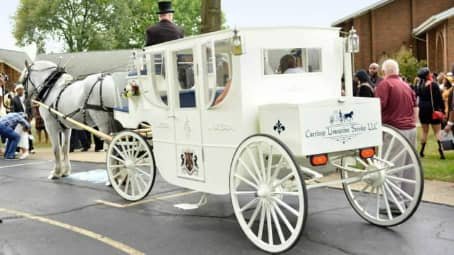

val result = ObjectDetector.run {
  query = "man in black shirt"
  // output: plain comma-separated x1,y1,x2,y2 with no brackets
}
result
145,1,184,47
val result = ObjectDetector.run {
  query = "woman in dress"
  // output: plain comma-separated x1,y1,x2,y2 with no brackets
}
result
415,67,445,159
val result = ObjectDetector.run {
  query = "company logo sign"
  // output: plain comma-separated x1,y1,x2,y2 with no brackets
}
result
305,109,379,144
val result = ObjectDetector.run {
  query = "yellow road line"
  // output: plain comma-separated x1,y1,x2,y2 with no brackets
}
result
0,208,144,255
96,190,199,208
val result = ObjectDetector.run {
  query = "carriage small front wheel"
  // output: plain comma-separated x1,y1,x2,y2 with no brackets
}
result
107,131,156,201
230,134,307,253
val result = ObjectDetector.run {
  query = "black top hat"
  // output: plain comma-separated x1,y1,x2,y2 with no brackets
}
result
157,1,174,14
417,67,430,79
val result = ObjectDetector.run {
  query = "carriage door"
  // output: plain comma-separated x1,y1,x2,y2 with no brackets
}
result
172,47,205,182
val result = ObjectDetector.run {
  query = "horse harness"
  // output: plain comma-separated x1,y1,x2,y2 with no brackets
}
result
24,65,113,129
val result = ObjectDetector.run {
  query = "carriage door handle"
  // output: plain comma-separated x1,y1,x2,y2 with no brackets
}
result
168,114,176,119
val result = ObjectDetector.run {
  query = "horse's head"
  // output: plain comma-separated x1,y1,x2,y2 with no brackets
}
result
19,60,58,100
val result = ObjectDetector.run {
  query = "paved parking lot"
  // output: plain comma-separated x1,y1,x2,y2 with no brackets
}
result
0,159,453,255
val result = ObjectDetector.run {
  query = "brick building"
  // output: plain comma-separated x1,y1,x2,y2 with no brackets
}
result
332,0,454,73
0,49,30,91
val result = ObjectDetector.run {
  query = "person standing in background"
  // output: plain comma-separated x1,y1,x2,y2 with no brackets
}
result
415,67,445,159
368,63,383,87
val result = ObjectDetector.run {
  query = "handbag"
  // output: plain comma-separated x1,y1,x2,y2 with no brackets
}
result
429,83,445,120
440,130,454,150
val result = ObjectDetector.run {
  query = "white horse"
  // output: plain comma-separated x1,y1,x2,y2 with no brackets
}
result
20,60,121,179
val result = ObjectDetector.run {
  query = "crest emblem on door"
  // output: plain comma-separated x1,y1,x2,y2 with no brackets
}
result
180,151,199,175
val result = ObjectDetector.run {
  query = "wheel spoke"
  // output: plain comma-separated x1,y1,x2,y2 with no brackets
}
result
385,179,414,201
109,164,125,169
389,149,406,163
257,204,266,240
248,200,263,227
375,187,381,219
135,162,152,167
272,197,299,217
134,149,149,163
383,136,396,160
112,170,124,179
135,167,152,178
271,191,300,196
257,145,267,182
240,198,259,212
384,182,405,214
351,183,372,200
270,205,285,244
356,157,369,168
113,145,128,160
238,158,260,185
136,173,148,189
134,174,144,195
272,172,294,189
110,155,125,163
271,155,285,180
234,191,257,195
266,205,273,245
386,175,416,184
234,174,258,189
120,137,131,158
246,147,264,182
272,202,295,234
124,175,130,194
386,164,415,175
266,145,273,184
381,186,393,220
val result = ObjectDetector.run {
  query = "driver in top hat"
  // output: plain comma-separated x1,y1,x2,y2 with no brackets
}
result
145,1,184,46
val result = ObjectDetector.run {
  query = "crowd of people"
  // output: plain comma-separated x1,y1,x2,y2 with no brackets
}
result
353,61,454,160
0,73,47,160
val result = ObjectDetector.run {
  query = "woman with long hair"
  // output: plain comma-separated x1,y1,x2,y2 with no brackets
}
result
416,67,445,159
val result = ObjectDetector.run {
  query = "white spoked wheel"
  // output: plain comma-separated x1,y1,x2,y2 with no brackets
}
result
341,125,423,227
107,131,156,201
230,134,307,254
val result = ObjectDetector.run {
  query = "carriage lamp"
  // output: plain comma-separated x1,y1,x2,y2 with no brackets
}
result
347,27,359,53
231,29,243,56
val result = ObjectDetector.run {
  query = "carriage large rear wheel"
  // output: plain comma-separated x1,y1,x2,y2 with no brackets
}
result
230,134,307,253
340,125,423,227
107,131,156,201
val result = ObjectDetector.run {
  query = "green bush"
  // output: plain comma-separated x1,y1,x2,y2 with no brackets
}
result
379,46,427,83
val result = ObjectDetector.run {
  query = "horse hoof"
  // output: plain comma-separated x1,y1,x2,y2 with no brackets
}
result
48,174,60,180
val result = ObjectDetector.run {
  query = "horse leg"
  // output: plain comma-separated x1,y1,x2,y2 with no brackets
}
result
48,129,63,180
61,129,72,178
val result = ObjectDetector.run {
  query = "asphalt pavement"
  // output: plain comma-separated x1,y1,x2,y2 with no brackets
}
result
0,159,453,255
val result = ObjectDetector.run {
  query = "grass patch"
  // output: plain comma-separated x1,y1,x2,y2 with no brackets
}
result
417,128,454,182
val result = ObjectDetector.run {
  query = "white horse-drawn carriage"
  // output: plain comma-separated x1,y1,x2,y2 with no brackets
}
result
26,27,423,253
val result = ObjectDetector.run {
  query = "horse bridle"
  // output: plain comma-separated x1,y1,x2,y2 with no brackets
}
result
21,63,59,100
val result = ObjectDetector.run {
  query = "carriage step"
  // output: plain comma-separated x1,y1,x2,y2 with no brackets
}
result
174,193,207,210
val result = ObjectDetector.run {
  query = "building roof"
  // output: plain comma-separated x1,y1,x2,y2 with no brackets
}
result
0,49,31,72
37,49,133,78
413,7,454,36
331,0,394,27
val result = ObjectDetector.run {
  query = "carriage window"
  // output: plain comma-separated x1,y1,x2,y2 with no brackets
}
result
150,53,168,106
175,49,196,108
263,48,322,75
204,39,232,107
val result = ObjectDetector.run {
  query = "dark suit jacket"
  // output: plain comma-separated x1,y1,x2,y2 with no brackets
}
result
12,96,32,118
145,20,184,46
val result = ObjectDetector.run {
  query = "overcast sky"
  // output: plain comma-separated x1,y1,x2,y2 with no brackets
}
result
0,0,379,52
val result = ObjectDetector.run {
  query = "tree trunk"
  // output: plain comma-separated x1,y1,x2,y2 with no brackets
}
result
200,0,221,33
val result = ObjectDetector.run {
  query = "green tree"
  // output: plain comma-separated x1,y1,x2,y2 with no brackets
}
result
379,46,427,83
13,0,204,52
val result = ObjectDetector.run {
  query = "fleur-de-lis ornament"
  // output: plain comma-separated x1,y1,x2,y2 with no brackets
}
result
273,120,286,135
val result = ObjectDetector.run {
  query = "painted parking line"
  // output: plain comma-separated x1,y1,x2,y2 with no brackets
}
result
96,190,199,208
0,208,144,255
0,160,52,169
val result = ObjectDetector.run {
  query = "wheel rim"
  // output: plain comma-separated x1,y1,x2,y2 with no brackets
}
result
341,126,423,226
230,135,306,253
107,131,155,201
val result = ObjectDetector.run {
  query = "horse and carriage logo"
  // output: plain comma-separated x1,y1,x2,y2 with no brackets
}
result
180,151,199,176
330,110,354,124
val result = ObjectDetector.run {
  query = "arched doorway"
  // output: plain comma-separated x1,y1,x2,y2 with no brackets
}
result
434,30,445,73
